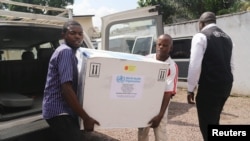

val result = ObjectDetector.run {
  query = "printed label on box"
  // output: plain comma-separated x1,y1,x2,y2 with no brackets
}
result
110,74,144,99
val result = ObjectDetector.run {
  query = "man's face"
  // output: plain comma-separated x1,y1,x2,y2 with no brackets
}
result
64,25,84,49
156,37,172,59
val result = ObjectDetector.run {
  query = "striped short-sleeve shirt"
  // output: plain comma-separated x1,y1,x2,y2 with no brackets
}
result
42,44,79,119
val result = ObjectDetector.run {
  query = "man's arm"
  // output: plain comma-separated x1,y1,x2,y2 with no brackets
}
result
148,92,172,128
61,82,100,131
149,61,178,128
187,33,206,104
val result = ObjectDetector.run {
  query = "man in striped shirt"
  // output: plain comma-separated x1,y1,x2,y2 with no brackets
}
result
42,20,117,141
138,34,179,141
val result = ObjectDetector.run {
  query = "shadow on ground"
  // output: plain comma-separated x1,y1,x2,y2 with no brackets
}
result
167,101,198,127
168,101,195,119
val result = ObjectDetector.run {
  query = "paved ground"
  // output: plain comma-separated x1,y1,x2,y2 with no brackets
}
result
96,87,250,141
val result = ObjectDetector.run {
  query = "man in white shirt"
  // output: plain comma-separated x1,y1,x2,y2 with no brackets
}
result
138,34,178,141
187,12,234,141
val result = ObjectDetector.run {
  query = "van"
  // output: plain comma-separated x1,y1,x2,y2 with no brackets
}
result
0,3,94,141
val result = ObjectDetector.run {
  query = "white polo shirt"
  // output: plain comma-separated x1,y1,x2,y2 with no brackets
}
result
147,54,178,95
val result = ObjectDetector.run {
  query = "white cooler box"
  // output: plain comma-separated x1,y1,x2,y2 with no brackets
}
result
76,48,169,129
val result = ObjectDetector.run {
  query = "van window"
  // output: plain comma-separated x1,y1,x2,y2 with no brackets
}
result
107,19,158,53
171,39,191,59
1,48,37,60
132,35,153,56
170,38,192,81
109,36,136,53
0,41,58,61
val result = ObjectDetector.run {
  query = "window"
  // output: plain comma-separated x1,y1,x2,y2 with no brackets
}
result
132,35,154,56
107,19,158,54
0,48,36,61
170,38,191,59
109,36,136,53
0,42,57,61
170,38,192,81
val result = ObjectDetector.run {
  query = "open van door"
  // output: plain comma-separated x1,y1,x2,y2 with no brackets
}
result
100,5,163,53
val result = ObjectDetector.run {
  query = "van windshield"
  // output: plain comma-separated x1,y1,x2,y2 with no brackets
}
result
107,19,158,54
109,37,136,53
132,36,153,56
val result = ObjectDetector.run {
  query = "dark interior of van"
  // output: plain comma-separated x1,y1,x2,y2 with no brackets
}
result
0,24,61,121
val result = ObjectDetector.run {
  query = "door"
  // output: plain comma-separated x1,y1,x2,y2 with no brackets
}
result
100,5,163,54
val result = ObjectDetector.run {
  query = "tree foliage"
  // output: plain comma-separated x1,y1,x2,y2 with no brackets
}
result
137,0,248,24
137,0,176,24
2,0,73,16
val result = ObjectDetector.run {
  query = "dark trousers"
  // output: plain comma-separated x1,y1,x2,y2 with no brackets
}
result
46,115,84,141
46,115,119,141
196,83,232,141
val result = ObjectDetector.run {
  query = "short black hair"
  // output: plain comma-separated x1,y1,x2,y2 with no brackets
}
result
62,20,82,33
199,11,216,24
159,34,173,46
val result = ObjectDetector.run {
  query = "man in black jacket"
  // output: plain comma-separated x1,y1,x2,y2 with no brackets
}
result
187,11,234,141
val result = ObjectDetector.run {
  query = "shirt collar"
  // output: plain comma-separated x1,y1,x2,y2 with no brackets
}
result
201,23,217,31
